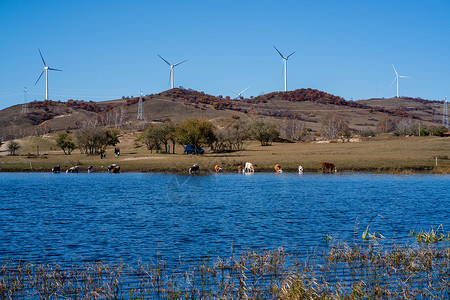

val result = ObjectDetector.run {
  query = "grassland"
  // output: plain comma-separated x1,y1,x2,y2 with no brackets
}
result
0,132,449,173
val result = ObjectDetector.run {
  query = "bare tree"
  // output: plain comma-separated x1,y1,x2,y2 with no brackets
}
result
277,119,306,141
321,114,350,140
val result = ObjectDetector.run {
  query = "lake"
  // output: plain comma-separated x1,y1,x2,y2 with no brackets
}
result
0,172,449,266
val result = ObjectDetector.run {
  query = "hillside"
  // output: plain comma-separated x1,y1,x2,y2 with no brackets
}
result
0,88,445,140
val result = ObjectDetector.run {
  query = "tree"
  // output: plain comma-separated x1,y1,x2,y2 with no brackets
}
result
137,124,162,154
248,120,279,146
429,126,448,137
321,114,350,140
212,118,248,152
377,116,399,133
56,132,76,155
7,141,20,155
176,118,216,148
75,128,120,155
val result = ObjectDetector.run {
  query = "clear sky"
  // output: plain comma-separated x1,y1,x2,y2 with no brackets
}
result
1,0,449,110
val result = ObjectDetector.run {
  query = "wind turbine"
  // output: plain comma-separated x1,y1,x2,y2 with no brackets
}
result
231,86,250,99
273,45,295,92
158,54,188,89
391,64,410,98
34,48,62,100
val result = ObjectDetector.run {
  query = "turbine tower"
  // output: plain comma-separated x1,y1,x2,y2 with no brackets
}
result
273,45,295,92
158,54,188,89
391,64,410,98
34,49,62,100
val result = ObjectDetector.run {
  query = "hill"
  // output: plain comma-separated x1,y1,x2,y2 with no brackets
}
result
0,88,445,140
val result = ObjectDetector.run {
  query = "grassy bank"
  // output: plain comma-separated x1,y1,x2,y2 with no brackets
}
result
0,133,449,173
1,243,449,299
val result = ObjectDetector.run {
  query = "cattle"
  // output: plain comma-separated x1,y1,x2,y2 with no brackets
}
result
108,164,120,173
52,165,60,173
66,166,79,173
214,164,223,173
87,165,94,173
322,162,337,174
275,164,283,173
189,164,200,174
243,162,254,174
298,165,304,174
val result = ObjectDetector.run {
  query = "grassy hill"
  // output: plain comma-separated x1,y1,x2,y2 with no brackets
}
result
0,88,446,141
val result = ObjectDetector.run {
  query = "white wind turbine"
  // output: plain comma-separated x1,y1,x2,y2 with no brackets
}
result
158,54,188,89
34,48,62,100
231,86,250,99
391,64,411,98
273,45,295,92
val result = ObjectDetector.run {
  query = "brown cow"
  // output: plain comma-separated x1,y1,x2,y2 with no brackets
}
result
274,164,282,173
214,165,223,173
322,162,336,174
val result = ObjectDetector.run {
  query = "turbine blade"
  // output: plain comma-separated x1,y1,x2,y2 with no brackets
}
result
228,89,238,95
286,51,296,59
174,59,188,67
38,48,47,66
240,86,250,94
158,54,171,66
399,75,411,78
392,64,398,76
35,70,45,85
390,77,397,87
48,67,62,71
273,45,284,58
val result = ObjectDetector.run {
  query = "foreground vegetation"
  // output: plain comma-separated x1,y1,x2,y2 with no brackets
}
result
1,242,448,299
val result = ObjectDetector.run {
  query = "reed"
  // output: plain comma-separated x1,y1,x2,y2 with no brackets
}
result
412,224,450,244
1,242,448,299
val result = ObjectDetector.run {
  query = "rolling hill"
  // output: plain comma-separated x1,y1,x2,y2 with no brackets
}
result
0,88,445,140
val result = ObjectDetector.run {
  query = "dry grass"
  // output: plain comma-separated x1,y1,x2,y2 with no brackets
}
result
0,132,449,173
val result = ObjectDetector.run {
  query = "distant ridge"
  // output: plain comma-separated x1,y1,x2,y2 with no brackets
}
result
0,88,445,140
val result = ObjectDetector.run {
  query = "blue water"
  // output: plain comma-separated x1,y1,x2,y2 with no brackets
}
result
0,173,449,265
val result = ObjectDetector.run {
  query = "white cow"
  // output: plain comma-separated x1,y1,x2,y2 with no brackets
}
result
298,165,304,174
243,162,254,174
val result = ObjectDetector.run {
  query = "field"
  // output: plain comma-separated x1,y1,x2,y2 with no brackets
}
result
1,133,449,173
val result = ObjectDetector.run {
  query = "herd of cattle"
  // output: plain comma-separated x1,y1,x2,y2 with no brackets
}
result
52,162,337,174
52,164,120,173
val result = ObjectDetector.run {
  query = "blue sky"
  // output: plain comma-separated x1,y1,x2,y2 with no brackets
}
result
1,0,449,110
